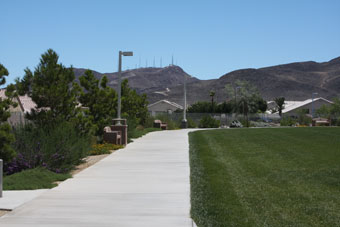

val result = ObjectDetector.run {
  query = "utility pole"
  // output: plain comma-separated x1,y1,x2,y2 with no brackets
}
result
181,75,187,128
116,51,133,125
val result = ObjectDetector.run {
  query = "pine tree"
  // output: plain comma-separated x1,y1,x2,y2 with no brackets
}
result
0,64,16,162
17,49,80,127
79,70,117,137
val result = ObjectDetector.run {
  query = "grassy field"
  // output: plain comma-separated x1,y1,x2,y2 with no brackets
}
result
3,168,71,190
189,127,340,227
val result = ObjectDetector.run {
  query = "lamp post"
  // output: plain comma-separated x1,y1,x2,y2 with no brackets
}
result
235,86,241,114
0,159,3,198
181,74,187,128
311,92,318,118
116,51,133,125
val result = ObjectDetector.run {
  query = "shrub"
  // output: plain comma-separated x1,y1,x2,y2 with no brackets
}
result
5,121,91,175
0,123,16,163
154,114,180,130
143,114,156,128
187,117,197,128
280,117,297,126
298,114,312,126
89,143,123,156
199,115,220,128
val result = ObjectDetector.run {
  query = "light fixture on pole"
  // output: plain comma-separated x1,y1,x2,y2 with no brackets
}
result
311,92,318,118
116,51,133,125
181,75,187,128
235,86,241,114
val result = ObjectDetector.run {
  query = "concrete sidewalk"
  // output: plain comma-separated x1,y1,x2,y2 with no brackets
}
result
0,129,196,227
0,190,48,210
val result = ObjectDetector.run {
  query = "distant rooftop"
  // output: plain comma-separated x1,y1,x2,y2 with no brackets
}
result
282,98,333,113
148,99,183,110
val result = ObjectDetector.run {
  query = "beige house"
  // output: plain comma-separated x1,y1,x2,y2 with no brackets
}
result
0,89,36,125
148,100,183,116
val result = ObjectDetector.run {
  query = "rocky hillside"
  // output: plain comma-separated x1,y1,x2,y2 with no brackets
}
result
73,57,340,106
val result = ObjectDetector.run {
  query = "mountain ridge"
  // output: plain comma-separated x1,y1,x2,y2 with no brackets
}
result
73,57,340,106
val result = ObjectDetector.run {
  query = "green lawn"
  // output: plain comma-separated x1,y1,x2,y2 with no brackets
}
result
3,168,71,190
189,127,340,227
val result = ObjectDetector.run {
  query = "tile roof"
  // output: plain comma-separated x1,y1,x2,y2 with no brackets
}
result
0,89,36,113
148,99,183,109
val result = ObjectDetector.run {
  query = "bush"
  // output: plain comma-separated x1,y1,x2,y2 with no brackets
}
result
5,121,91,175
187,117,197,128
143,114,156,128
280,117,297,126
89,143,123,155
298,114,312,126
199,115,220,128
0,123,16,163
154,114,180,130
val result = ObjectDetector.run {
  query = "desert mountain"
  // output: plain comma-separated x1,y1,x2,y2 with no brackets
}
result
73,57,340,106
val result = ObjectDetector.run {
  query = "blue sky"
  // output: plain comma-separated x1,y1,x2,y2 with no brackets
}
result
1,0,340,85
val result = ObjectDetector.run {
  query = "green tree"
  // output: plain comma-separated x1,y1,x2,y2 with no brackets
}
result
316,104,331,118
216,101,233,113
257,97,268,113
16,49,80,127
0,64,16,163
274,97,285,116
329,98,340,116
121,79,148,125
79,70,117,137
225,80,265,114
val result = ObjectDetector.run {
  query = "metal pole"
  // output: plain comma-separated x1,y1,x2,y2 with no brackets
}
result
312,94,314,118
117,51,122,125
184,75,187,120
181,75,187,128
0,159,3,198
311,92,318,118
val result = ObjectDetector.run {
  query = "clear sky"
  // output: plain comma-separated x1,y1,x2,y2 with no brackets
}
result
1,0,340,85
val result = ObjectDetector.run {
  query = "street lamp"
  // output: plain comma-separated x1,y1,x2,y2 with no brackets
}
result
235,86,241,114
311,92,318,118
181,74,187,128
116,51,133,125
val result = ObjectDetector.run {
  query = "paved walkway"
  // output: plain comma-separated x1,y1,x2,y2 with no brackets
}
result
0,190,48,210
0,129,196,227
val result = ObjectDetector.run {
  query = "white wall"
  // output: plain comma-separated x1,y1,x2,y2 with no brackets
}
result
284,99,332,117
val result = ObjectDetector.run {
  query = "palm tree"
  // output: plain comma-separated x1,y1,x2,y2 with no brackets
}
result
210,90,216,112
274,97,285,116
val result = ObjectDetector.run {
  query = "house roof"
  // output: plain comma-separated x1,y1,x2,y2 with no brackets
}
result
282,97,333,113
19,94,36,113
0,89,7,99
148,99,183,109
0,89,36,113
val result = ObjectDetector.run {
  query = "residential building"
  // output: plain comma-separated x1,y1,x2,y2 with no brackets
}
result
148,99,183,116
0,89,36,125
267,97,333,117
